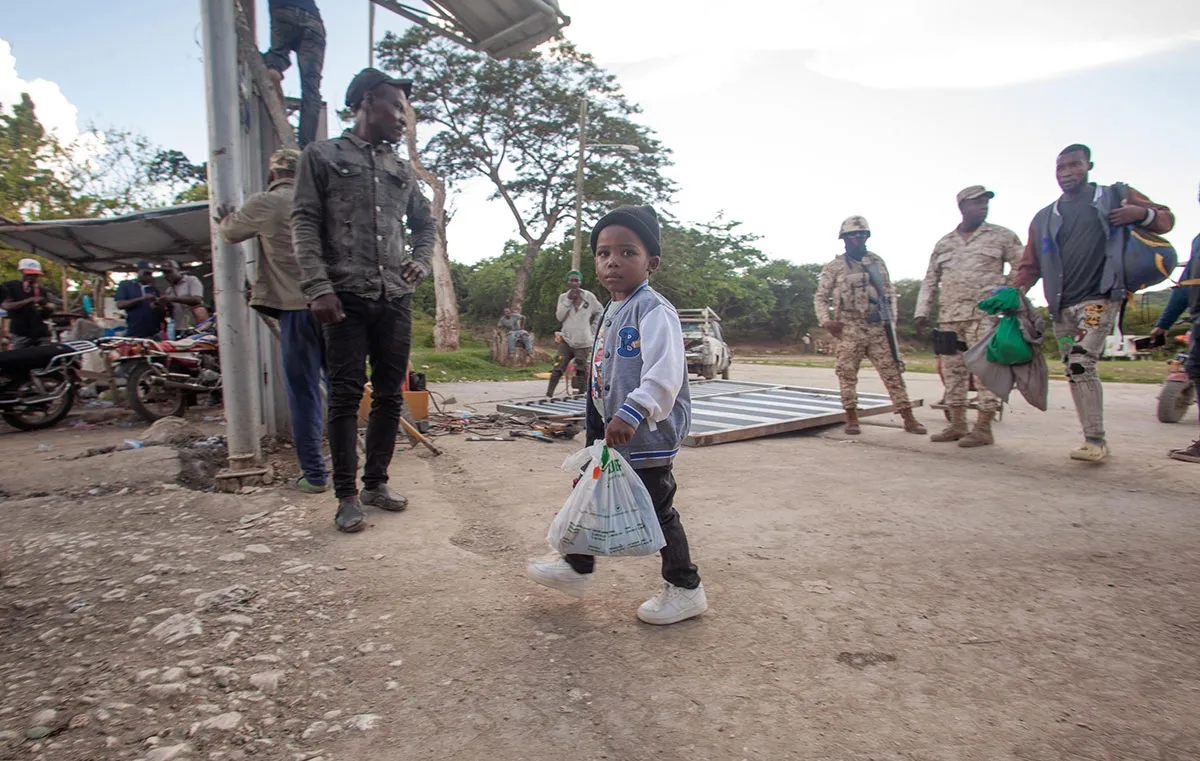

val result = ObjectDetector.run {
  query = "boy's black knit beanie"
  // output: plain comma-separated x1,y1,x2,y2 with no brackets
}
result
589,205,661,259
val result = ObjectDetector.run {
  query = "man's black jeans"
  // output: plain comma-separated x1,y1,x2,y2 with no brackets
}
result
263,5,325,148
564,396,702,589
324,293,412,500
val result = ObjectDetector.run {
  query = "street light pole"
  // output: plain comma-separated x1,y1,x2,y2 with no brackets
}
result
571,99,587,273
200,0,263,481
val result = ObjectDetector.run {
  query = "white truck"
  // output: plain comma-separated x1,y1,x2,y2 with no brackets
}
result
679,308,732,380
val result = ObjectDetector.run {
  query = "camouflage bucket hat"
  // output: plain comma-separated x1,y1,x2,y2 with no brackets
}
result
270,148,301,173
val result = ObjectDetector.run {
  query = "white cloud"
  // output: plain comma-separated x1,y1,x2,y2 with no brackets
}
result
0,38,84,142
566,0,1200,89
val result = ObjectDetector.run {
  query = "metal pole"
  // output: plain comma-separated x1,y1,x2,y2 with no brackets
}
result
571,99,587,273
200,0,262,471
368,1,376,67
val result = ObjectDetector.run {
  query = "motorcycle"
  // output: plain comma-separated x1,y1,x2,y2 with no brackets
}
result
1156,333,1195,424
0,340,98,431
103,321,221,423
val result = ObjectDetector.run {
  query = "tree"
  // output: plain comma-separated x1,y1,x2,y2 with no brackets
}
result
892,279,927,340
398,89,460,350
375,28,674,311
1,92,208,304
744,261,823,342
652,215,772,335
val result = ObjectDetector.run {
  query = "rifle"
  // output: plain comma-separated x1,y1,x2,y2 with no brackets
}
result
863,260,906,372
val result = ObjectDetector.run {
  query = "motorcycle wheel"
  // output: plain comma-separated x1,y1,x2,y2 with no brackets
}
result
1156,379,1194,424
2,375,77,431
128,362,188,422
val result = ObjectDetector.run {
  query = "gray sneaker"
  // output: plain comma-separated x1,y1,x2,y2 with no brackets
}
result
1169,439,1200,463
360,484,408,512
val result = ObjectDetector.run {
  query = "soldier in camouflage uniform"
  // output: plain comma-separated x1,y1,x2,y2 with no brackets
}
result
914,186,1023,447
815,216,926,436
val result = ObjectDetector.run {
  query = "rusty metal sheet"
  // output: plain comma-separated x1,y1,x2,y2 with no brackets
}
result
495,380,919,446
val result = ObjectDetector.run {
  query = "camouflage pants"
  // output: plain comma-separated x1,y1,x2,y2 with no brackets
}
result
939,319,1000,413
834,319,911,410
1052,298,1119,442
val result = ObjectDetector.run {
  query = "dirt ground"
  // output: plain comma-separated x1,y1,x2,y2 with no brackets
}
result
1,363,1197,761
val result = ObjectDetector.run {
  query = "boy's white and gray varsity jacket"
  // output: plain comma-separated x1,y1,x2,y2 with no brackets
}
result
591,282,691,469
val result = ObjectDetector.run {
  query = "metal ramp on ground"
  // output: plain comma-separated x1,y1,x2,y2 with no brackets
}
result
496,380,918,447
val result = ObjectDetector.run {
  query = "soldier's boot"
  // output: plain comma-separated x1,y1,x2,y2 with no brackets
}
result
900,407,926,435
844,408,861,435
930,406,969,442
957,410,996,448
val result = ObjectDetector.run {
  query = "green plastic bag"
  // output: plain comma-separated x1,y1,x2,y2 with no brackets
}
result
987,315,1034,365
977,287,1033,365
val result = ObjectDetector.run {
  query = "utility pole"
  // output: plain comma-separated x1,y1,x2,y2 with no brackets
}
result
200,0,266,486
571,99,587,273
368,0,376,67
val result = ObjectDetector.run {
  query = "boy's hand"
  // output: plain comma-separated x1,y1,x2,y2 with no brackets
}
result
604,418,637,446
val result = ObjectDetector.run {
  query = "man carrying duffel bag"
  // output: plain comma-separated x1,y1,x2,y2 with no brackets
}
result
1012,143,1174,462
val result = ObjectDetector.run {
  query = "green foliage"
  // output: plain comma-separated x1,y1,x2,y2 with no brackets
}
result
0,92,206,289
439,214,831,345
375,27,674,307
892,279,930,340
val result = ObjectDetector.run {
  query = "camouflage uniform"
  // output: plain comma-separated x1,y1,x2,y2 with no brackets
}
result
915,223,1023,413
814,252,912,411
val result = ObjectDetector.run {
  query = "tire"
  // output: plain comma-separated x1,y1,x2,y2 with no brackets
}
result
2,375,77,431
128,362,188,423
700,364,716,380
1157,380,1194,424
721,364,730,380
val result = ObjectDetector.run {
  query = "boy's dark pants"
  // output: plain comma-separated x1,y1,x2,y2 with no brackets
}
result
564,395,701,589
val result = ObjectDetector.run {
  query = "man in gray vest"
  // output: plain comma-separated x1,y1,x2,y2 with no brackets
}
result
1013,144,1173,462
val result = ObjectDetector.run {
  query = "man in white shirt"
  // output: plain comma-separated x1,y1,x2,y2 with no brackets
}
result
546,270,602,397
159,260,207,330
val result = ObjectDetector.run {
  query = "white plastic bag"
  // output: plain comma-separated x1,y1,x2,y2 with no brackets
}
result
547,442,666,557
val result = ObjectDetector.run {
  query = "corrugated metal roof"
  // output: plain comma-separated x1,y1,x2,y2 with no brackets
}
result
497,380,919,446
374,0,568,59
0,203,210,274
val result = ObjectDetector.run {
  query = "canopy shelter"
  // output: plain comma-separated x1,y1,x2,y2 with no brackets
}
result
372,0,568,59
0,203,211,275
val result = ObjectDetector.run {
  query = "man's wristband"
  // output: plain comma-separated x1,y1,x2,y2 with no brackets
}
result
1140,207,1156,227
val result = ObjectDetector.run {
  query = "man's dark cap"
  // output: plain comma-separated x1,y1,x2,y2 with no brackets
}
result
345,68,413,110
135,260,155,273
590,205,662,259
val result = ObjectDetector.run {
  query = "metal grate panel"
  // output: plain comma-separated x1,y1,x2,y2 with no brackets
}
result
495,380,920,446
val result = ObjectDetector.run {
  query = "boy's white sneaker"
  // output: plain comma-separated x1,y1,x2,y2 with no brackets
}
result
526,555,594,598
637,582,708,625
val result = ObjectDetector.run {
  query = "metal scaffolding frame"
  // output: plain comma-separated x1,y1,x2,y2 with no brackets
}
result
371,0,569,59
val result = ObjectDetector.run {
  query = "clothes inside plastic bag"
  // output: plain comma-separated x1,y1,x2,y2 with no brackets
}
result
547,441,666,557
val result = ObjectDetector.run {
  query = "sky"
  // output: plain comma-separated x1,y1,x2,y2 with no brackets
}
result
3,0,1199,286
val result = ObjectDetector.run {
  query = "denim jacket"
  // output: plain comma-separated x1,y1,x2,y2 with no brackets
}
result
292,130,436,301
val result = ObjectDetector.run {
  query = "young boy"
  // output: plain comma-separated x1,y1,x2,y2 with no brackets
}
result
527,205,707,626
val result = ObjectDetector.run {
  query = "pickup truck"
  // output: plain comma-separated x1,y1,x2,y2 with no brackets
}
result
679,308,732,380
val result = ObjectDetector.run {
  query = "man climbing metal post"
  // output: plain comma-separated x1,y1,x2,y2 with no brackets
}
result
815,216,926,436
915,185,1024,447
